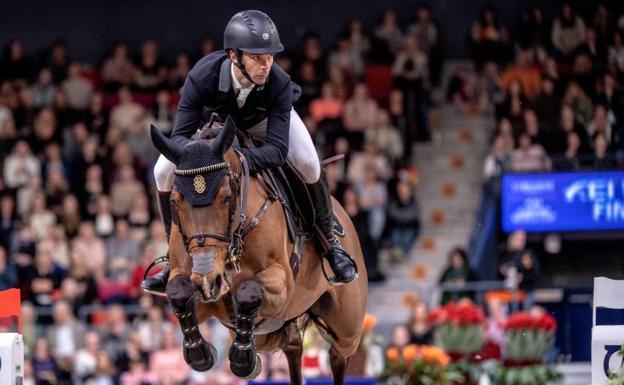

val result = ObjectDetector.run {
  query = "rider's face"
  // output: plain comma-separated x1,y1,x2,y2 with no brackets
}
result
231,51,273,85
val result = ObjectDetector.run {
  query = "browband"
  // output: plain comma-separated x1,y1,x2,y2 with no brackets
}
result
174,162,229,176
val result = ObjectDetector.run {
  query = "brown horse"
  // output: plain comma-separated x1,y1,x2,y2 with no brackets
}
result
150,117,368,385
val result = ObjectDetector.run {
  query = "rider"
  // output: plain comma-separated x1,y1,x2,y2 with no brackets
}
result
143,10,358,295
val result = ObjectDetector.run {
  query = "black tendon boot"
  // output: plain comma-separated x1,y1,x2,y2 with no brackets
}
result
307,171,358,285
142,191,172,296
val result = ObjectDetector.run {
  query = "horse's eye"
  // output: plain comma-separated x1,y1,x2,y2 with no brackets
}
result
222,196,232,204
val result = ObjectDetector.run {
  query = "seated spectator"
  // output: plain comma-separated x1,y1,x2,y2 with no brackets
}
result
119,357,158,385
386,324,411,360
354,167,387,243
61,62,93,111
47,300,86,376
551,104,590,154
342,186,381,282
533,77,561,131
608,31,624,75
347,140,391,183
149,327,190,384
133,40,167,93
500,49,542,100
116,331,151,375
483,135,512,180
150,89,175,134
107,219,141,279
32,337,59,385
59,195,82,239
127,193,151,240
91,350,117,385
407,301,432,344
551,2,586,63
523,109,548,149
0,194,17,250
24,250,63,314
587,104,615,146
554,131,583,170
386,179,420,259
0,245,17,290
169,52,191,90
328,34,364,82
29,192,57,241
45,168,69,215
498,78,527,127
365,109,404,165
73,330,100,382
101,42,134,91
32,67,56,108
93,195,114,238
439,247,477,305
563,81,593,126
309,82,344,124
593,134,616,170
21,302,42,357
110,165,145,217
100,304,132,361
3,140,40,189
343,83,379,149
510,133,551,172
72,221,106,279
374,9,404,58
110,87,145,133
1,38,35,85
470,5,510,68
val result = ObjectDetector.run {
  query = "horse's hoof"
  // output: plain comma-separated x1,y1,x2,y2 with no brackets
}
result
183,339,217,372
230,351,262,379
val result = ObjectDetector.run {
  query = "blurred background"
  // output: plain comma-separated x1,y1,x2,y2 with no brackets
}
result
0,0,623,384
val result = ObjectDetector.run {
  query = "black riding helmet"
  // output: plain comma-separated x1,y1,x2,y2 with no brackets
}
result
223,10,284,85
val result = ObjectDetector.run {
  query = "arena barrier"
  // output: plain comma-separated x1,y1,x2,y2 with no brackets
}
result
591,277,624,384
0,289,24,385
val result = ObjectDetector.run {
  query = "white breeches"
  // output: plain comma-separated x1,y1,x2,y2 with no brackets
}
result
154,108,321,192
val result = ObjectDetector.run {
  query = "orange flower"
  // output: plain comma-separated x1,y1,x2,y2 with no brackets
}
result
419,345,451,367
386,347,400,362
402,344,420,364
363,314,377,331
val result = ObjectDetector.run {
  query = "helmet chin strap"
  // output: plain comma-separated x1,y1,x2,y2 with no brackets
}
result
234,49,261,87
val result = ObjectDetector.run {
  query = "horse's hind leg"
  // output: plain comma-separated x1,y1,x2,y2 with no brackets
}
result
329,345,350,385
282,321,304,385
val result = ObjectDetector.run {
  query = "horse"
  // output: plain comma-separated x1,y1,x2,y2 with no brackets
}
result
149,116,368,385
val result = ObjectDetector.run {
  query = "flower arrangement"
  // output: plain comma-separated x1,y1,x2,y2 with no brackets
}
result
608,346,624,385
491,311,561,385
428,300,486,359
384,344,460,385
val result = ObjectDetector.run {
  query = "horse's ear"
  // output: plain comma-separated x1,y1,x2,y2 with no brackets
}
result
212,116,236,156
150,124,184,164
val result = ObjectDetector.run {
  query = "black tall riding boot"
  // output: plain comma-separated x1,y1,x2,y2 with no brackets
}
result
142,191,172,296
307,171,358,285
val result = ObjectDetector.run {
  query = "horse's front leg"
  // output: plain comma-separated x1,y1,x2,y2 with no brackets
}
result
167,275,217,372
229,264,292,379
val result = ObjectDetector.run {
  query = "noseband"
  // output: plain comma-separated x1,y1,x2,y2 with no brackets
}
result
171,150,250,273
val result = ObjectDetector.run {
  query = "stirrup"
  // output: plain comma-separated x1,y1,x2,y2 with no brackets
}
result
320,248,359,286
142,255,169,281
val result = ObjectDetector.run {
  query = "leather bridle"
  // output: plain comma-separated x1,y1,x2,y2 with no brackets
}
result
171,149,250,274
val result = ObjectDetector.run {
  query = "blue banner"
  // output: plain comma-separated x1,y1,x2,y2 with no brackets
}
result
501,171,624,233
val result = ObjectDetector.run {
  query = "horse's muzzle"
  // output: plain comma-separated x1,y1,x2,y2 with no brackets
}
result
190,250,229,303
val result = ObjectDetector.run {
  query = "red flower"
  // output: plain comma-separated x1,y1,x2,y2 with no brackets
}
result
505,312,557,332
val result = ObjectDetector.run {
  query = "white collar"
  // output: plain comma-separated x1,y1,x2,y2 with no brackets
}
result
230,63,254,93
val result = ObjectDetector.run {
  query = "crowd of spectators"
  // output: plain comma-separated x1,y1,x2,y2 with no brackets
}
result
0,5,443,384
477,1,624,180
